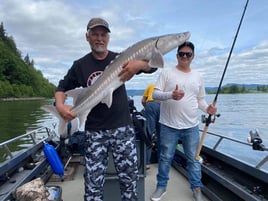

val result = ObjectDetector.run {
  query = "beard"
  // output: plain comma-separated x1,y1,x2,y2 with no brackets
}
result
92,46,106,53
91,42,107,54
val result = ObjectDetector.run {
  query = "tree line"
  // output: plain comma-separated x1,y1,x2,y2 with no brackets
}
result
206,84,268,94
0,22,56,98
221,84,268,93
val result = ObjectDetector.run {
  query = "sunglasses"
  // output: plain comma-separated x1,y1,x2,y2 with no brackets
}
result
178,52,193,58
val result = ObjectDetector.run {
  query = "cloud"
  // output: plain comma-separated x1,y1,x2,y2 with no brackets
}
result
196,40,268,87
1,0,267,89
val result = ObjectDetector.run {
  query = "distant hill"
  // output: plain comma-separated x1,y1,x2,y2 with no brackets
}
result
128,83,268,96
0,22,56,98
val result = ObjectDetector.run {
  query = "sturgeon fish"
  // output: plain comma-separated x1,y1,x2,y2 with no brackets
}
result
42,32,191,135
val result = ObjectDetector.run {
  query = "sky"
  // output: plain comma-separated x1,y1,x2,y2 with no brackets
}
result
1,0,268,89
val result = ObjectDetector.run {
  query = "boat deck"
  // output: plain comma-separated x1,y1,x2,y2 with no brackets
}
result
47,162,209,201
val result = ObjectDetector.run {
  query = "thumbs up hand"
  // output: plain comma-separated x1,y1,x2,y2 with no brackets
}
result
172,84,185,100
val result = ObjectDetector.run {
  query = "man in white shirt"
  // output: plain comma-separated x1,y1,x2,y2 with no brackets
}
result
150,41,217,201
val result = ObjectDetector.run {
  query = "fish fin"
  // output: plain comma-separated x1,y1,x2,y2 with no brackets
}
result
101,89,114,108
41,105,68,137
41,105,62,120
77,110,90,130
148,47,164,68
58,120,68,138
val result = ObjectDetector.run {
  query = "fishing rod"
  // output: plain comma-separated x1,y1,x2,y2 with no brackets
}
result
195,0,250,160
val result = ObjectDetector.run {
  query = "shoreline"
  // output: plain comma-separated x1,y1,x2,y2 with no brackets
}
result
0,97,46,101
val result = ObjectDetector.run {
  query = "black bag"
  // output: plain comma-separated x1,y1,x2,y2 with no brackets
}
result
67,131,85,155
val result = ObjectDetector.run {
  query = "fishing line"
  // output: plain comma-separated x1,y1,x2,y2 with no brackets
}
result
195,0,250,160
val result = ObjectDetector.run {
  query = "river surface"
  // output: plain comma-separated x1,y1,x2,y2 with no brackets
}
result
0,93,268,171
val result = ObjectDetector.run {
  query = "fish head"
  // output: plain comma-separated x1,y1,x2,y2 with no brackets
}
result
155,32,191,55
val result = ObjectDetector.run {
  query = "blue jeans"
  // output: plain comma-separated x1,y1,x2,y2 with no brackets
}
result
156,124,203,190
144,101,160,164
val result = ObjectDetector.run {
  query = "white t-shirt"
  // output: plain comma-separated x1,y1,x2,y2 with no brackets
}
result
155,66,208,129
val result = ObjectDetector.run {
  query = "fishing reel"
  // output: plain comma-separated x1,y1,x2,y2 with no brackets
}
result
201,113,220,124
247,129,266,151
128,96,137,114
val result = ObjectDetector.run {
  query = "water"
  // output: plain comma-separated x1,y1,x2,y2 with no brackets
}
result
0,99,56,142
0,99,57,162
0,94,267,170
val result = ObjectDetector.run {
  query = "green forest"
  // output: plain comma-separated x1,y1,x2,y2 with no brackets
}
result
0,22,55,98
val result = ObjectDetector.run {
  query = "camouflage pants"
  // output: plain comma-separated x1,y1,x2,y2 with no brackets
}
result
84,126,138,201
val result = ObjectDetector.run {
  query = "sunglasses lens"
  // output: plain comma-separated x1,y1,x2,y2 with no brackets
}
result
186,52,192,57
178,52,192,58
178,52,184,57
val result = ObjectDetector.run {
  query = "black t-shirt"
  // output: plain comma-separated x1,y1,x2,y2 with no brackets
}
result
56,51,132,131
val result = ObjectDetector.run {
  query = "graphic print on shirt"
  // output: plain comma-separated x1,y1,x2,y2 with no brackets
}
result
87,71,103,87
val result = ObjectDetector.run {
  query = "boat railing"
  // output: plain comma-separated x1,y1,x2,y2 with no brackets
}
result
0,126,57,161
201,129,268,171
